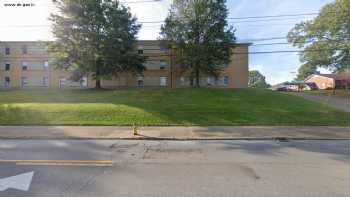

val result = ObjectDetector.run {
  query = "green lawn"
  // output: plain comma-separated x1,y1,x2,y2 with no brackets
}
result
0,88,349,126
307,90,350,99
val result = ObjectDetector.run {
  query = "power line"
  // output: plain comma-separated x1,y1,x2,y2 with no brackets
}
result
120,0,162,3
252,42,294,46
236,48,350,55
0,11,322,27
228,13,320,20
35,0,162,6
239,37,288,42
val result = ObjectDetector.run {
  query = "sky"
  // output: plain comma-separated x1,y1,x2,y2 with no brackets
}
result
0,0,335,85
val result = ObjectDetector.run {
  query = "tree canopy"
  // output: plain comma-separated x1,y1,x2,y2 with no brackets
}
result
49,0,145,88
295,64,320,81
288,0,350,74
160,0,236,87
249,70,270,88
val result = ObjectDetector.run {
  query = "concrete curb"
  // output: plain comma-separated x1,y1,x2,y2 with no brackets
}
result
1,136,350,141
1,126,350,140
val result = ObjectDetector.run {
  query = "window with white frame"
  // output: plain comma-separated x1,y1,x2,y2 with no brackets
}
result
138,46,144,54
22,62,28,71
207,77,216,86
224,76,229,87
160,46,167,53
5,63,10,71
160,77,168,87
22,45,28,55
5,47,10,55
224,63,229,68
43,76,49,87
59,78,66,88
81,77,88,87
160,60,167,69
137,76,144,87
4,77,10,88
21,77,28,87
44,61,49,70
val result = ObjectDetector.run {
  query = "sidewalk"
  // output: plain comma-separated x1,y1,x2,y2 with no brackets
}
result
1,126,350,140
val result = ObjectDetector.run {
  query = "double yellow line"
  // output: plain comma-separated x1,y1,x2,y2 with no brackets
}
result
0,160,113,167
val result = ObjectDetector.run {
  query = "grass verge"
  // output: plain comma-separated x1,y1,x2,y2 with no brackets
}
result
0,88,349,126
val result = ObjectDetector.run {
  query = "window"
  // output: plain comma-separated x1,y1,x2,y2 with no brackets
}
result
224,63,229,68
80,77,87,87
160,77,168,87
22,45,27,54
160,60,167,69
180,77,186,86
160,46,167,53
44,61,49,70
207,77,216,86
5,47,10,55
59,78,66,88
5,63,10,71
22,62,28,71
21,77,28,88
43,76,49,87
137,76,144,87
4,77,10,88
138,46,144,54
137,79,144,87
224,76,229,87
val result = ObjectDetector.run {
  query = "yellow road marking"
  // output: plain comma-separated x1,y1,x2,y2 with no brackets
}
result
0,160,113,167
16,162,113,167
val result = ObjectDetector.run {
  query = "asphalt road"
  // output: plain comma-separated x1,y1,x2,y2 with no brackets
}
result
0,140,350,197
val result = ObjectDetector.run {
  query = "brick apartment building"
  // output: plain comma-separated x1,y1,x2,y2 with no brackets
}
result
0,40,250,89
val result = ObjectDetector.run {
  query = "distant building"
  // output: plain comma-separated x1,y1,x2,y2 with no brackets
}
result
271,82,316,92
305,74,350,90
0,41,250,89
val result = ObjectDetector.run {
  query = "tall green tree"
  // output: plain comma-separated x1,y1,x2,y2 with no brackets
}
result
49,0,145,89
288,0,350,73
249,70,270,88
160,0,236,87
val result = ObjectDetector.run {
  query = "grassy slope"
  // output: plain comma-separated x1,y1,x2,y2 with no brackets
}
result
0,88,349,126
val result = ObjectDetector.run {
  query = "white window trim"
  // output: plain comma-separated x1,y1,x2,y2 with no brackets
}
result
160,77,168,87
224,76,229,87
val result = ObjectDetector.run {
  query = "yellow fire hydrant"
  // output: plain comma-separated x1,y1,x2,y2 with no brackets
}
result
133,124,138,136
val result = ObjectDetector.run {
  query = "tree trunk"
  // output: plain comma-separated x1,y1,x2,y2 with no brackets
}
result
190,76,194,87
95,78,102,89
95,62,102,89
195,68,200,88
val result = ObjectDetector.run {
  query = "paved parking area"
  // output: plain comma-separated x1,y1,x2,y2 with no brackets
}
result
291,92,350,112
